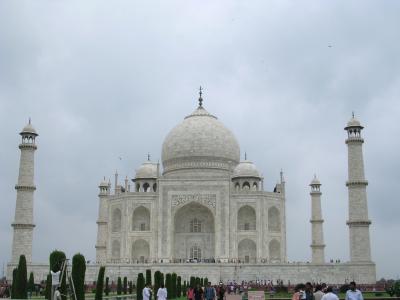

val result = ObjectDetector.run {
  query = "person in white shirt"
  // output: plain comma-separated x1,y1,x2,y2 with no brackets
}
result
321,287,339,300
314,285,325,300
345,282,363,300
157,283,167,300
50,270,61,300
143,283,151,300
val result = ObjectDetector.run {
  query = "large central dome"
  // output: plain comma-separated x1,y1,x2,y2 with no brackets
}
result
161,104,240,176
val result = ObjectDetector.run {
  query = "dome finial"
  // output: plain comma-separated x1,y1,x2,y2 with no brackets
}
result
29,117,31,124
352,111,355,118
147,153,151,161
198,86,203,107
244,152,247,160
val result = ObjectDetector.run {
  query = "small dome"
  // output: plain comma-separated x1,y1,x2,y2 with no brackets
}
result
99,178,108,187
310,175,321,186
20,120,38,136
232,160,260,178
135,161,158,179
345,115,363,130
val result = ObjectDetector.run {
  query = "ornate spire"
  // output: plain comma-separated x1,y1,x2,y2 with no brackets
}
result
244,152,247,160
147,153,151,161
352,111,355,118
198,86,203,107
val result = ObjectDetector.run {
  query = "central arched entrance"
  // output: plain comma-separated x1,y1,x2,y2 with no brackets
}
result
174,202,215,262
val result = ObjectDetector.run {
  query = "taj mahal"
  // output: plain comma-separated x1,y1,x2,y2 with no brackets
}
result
8,91,376,284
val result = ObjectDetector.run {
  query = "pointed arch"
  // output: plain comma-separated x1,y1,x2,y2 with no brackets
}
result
131,239,150,263
111,240,120,259
269,239,281,262
112,208,122,232
238,238,257,263
238,205,256,230
268,206,280,232
132,206,150,231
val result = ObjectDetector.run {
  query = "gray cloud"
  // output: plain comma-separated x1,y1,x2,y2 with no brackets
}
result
1,0,399,279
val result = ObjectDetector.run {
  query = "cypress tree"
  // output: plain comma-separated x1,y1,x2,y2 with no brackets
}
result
171,273,177,299
49,250,67,300
16,255,28,299
195,277,200,287
190,277,195,289
28,272,35,295
117,277,122,295
146,269,152,286
105,277,109,296
165,274,172,299
177,276,182,298
129,281,133,294
200,278,203,287
136,273,145,300
204,278,208,286
72,253,86,300
12,268,18,299
154,271,161,296
95,266,105,300
123,277,128,294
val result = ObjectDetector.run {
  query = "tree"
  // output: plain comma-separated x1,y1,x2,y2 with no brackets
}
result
45,273,52,300
154,271,161,294
15,255,28,299
72,253,86,300
49,250,67,300
171,273,177,299
204,278,208,286
195,277,200,287
95,266,105,300
177,276,182,298
123,277,128,294
136,273,145,300
129,281,133,294
28,272,35,295
190,277,195,289
105,277,110,296
165,274,172,299
12,268,18,299
146,269,152,286
117,277,122,295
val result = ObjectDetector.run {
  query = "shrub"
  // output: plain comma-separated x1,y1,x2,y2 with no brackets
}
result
123,277,128,294
105,277,109,296
190,277,195,289
49,250,67,300
94,266,105,300
45,273,51,300
165,274,172,299
117,277,122,295
146,269,152,286
171,273,177,298
136,273,145,300
177,276,182,298
12,268,18,299
28,272,35,294
72,253,86,300
16,255,28,299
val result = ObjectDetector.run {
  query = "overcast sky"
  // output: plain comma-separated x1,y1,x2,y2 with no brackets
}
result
1,0,400,280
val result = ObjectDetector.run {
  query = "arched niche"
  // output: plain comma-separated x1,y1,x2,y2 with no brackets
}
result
237,205,256,231
132,206,150,231
111,240,120,259
112,208,122,232
268,206,281,232
269,239,281,262
174,202,215,261
238,238,257,263
131,239,150,263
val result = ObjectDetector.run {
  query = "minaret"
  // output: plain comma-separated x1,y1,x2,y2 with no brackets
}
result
345,114,372,262
11,120,38,263
310,175,325,264
95,178,109,264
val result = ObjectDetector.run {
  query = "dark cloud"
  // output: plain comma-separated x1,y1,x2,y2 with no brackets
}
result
1,0,399,279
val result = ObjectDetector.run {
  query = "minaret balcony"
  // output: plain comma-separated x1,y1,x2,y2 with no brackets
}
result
346,180,368,187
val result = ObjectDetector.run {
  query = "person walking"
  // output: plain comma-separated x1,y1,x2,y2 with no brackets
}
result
305,283,315,300
194,284,204,300
345,282,363,300
143,283,152,300
157,283,167,300
321,287,338,300
314,285,324,300
205,282,215,300
187,286,195,300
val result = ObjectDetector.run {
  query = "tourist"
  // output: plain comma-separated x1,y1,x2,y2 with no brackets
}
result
143,283,151,300
305,282,314,300
217,283,225,300
314,285,324,300
292,284,306,300
194,284,204,300
321,287,338,300
187,286,195,300
205,282,216,300
157,283,167,300
345,282,363,300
